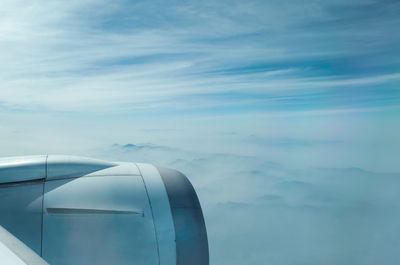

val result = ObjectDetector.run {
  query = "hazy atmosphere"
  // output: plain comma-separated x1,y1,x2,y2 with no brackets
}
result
1,0,400,264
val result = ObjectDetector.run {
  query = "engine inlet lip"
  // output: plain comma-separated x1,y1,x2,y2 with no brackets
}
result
156,166,209,265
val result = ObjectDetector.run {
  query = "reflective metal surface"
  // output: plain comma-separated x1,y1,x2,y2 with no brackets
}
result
0,156,209,265
137,163,176,265
0,226,48,265
42,174,159,265
46,155,116,180
0,181,43,255
0,156,46,184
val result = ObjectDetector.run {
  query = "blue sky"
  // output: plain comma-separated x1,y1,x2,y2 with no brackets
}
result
1,0,400,264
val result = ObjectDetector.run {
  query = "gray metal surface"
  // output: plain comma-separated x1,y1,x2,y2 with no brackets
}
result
83,162,141,177
137,163,176,265
0,156,209,265
0,156,46,184
42,173,159,265
0,181,43,255
0,241,26,265
0,226,48,265
156,167,209,265
46,155,117,180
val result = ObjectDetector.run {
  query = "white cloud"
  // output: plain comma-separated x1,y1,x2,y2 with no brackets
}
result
0,0,398,113
93,143,400,265
0,1,399,264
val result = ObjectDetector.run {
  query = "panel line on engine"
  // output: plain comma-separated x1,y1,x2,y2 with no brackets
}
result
46,207,144,216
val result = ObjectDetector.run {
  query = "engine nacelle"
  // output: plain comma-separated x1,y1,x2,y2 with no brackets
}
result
0,155,208,265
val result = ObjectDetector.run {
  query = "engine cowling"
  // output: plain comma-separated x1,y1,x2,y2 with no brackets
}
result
0,155,209,265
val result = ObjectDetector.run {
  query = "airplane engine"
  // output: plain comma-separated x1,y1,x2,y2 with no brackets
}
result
0,155,209,265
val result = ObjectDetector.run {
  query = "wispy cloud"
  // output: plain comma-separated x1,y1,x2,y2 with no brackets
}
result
0,0,399,113
0,2,399,264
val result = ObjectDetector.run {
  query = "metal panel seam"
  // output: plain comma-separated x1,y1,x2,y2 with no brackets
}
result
43,174,141,182
135,163,161,265
40,155,48,256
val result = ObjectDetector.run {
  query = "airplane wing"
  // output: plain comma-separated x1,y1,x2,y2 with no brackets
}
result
0,155,208,265
0,226,48,265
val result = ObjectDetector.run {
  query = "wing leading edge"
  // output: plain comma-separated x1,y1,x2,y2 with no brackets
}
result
0,226,48,265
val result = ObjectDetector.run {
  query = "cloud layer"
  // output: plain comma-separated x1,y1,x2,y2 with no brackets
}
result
1,1,400,264
97,143,400,265
0,0,399,113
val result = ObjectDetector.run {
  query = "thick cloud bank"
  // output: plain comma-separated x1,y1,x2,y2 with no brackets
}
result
0,0,399,264
97,143,400,265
